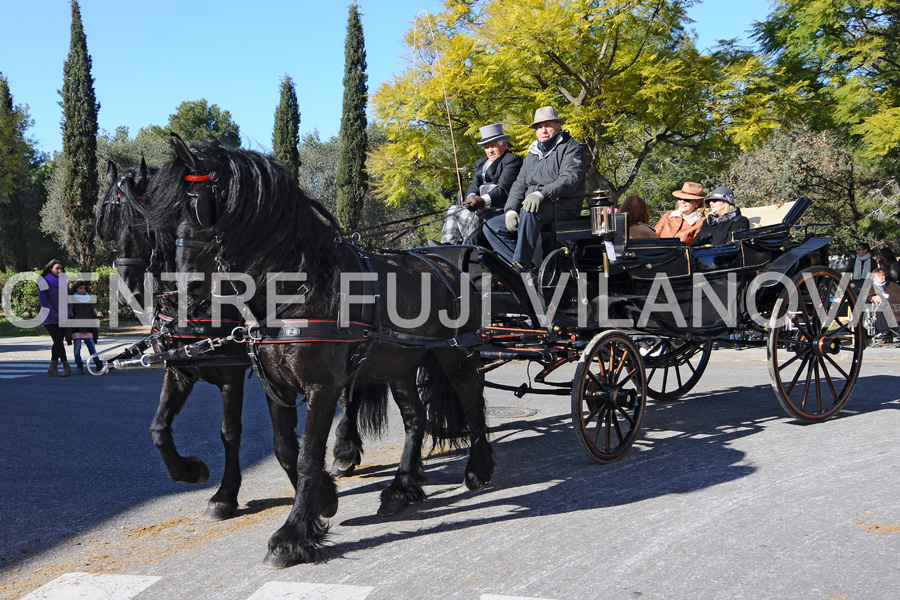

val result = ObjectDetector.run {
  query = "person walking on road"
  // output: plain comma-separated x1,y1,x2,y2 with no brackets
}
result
68,279,103,374
37,259,71,377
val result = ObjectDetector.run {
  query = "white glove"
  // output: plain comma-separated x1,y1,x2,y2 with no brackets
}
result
522,192,543,213
505,211,519,232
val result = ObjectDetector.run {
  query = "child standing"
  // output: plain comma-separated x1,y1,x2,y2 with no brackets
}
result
69,280,103,374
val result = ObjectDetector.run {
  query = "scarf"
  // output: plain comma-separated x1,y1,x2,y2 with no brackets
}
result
705,207,740,226
853,253,872,280
532,131,564,158
672,208,704,225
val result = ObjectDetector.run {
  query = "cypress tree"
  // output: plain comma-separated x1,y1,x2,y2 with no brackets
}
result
335,3,368,230
60,0,99,268
272,75,301,182
0,73,36,270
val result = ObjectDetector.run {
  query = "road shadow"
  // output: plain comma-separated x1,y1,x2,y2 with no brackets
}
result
329,374,900,559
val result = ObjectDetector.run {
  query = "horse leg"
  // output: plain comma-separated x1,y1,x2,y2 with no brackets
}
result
264,384,341,568
331,389,363,477
265,393,300,490
434,350,495,490
378,371,427,516
150,370,210,485
204,370,245,521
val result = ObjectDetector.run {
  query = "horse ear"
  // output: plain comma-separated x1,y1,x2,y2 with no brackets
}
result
137,157,148,187
106,161,118,187
170,133,200,172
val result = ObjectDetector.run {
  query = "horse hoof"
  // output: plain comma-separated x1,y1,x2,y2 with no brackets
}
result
319,497,338,519
204,501,237,521
331,460,356,478
464,471,490,491
180,456,210,485
263,550,301,569
377,497,408,517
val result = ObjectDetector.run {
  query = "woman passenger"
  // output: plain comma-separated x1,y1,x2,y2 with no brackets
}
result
621,195,658,240
654,181,706,244
690,186,750,247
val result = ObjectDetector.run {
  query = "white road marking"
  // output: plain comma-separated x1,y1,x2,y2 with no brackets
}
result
18,573,161,600
247,582,374,600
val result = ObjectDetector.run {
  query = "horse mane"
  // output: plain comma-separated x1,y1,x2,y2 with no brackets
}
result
148,140,340,277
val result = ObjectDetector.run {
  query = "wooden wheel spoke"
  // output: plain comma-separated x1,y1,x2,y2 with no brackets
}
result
590,405,607,445
616,405,637,426
785,353,811,395
822,352,851,380
611,411,625,445
819,356,840,405
799,357,815,412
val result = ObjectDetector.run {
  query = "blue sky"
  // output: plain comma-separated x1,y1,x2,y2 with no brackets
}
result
0,0,773,156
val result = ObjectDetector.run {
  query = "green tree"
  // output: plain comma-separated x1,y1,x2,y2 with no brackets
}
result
0,73,54,271
59,0,100,269
336,3,369,229
273,75,302,182
721,126,899,252
41,126,169,257
370,0,800,207
754,0,900,163
140,99,241,147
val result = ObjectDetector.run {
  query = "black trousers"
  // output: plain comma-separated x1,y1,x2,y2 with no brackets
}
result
44,324,68,361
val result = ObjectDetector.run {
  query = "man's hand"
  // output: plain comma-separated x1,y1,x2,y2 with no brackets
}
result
522,192,543,213
505,211,519,232
464,195,486,211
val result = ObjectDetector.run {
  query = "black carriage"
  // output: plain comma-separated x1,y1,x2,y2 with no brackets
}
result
417,194,864,463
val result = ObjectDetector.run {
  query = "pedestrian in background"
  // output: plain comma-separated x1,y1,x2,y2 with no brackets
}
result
37,259,71,377
68,279,103,374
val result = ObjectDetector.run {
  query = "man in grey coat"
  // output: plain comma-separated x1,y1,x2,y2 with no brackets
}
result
483,106,587,270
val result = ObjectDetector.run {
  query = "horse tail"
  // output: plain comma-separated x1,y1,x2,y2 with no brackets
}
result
418,353,472,451
351,383,389,438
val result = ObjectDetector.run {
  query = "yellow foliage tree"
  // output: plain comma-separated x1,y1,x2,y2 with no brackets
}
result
371,0,800,208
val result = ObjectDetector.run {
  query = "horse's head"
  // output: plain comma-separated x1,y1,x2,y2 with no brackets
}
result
96,159,163,307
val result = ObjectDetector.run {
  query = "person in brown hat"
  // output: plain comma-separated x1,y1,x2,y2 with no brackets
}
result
439,123,523,244
482,106,587,270
653,182,707,244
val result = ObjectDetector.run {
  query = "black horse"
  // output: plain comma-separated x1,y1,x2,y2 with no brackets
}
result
147,137,494,567
97,160,388,521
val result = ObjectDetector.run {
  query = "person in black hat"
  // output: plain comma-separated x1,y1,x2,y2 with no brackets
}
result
439,123,523,245
482,106,587,271
690,186,750,247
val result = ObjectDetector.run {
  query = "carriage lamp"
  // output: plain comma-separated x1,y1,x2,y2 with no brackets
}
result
590,204,616,236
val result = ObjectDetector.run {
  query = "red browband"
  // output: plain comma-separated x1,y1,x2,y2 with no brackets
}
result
185,174,211,182
116,194,148,200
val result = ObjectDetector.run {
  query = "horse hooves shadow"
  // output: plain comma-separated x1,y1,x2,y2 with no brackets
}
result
235,497,294,518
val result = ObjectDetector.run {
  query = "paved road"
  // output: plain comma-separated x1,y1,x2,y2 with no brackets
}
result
1,336,899,599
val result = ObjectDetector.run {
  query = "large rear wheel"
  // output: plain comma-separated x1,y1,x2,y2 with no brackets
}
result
572,331,646,463
768,267,863,423
639,337,712,402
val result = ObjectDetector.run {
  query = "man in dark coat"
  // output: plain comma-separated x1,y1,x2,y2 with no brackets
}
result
440,123,523,244
482,106,587,270
690,186,750,247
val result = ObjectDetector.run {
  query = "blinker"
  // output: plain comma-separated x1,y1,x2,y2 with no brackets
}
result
194,192,218,228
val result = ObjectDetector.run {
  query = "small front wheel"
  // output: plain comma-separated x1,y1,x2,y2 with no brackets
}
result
572,331,647,463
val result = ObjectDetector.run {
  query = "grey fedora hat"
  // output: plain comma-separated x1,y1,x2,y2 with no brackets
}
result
529,106,565,128
477,123,511,145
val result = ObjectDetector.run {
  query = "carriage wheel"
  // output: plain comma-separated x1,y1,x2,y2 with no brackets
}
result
768,267,863,423
572,331,647,464
638,337,712,402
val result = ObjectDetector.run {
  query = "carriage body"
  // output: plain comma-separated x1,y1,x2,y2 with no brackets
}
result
418,194,863,463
